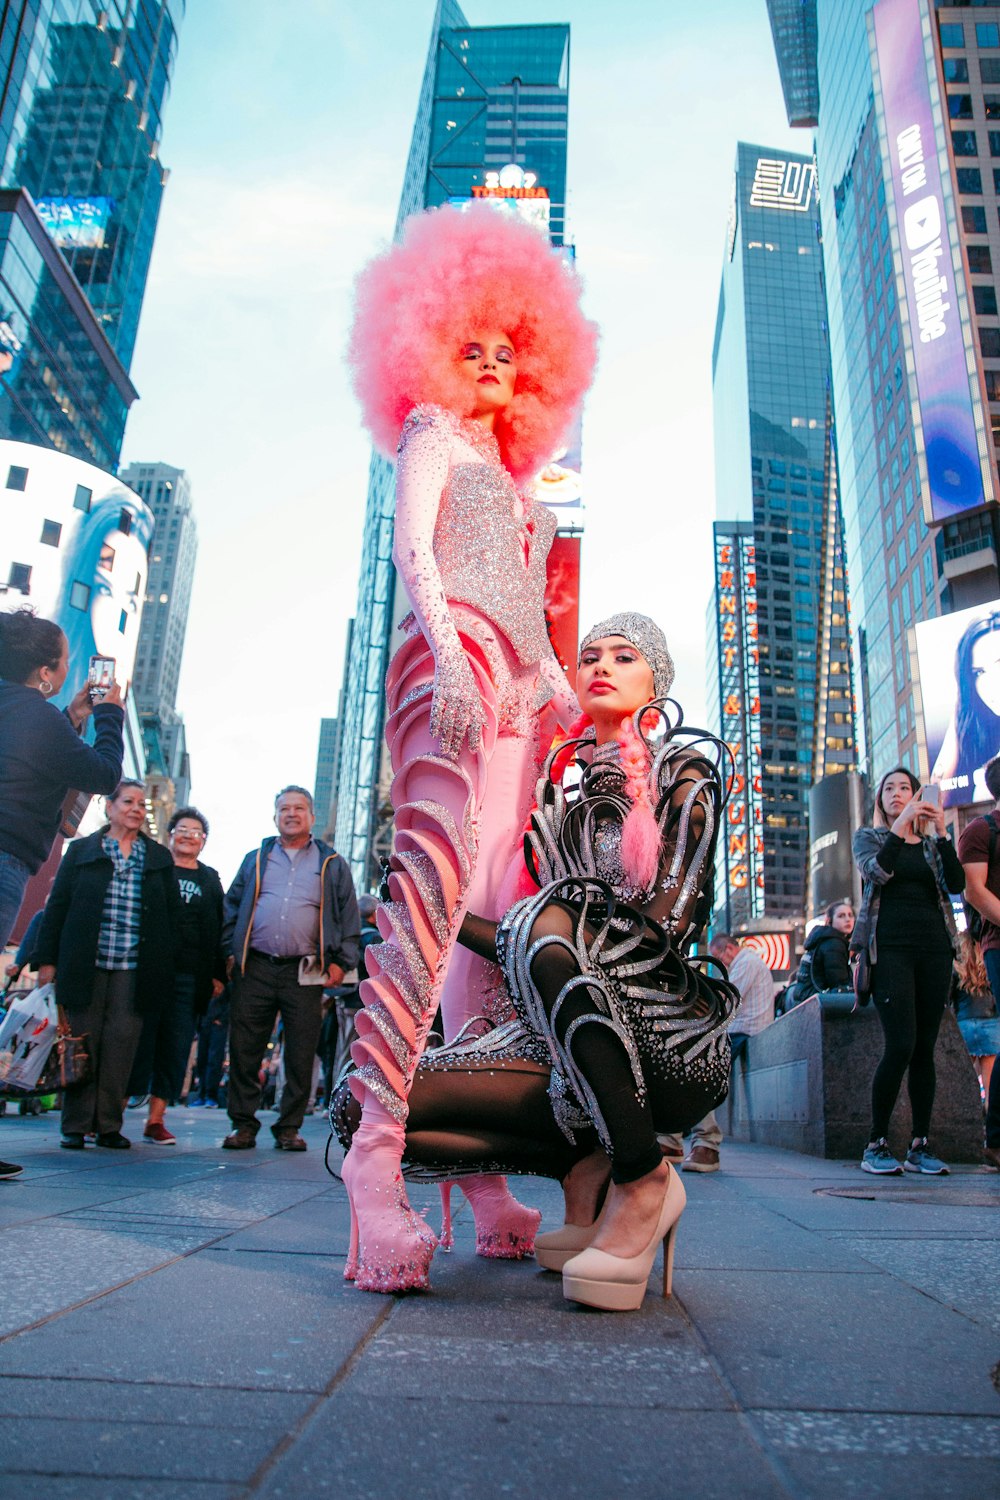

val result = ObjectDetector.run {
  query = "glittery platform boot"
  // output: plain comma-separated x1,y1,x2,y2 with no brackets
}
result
341,1106,437,1294
448,1175,541,1258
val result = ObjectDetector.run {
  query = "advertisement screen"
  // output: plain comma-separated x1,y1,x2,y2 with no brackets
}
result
870,0,993,524
809,773,860,913
35,196,115,250
0,441,153,707
544,532,580,685
915,598,1000,807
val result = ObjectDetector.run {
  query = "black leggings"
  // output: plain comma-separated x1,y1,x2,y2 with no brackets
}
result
525,903,663,1185
870,946,952,1141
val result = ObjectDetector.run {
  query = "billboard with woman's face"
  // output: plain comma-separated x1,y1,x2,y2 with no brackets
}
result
0,440,153,707
916,599,1000,807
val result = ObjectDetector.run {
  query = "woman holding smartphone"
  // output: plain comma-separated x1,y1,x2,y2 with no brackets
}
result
852,768,965,1175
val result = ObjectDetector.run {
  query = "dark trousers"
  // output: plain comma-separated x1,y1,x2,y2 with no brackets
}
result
228,955,323,1136
195,992,229,1103
982,950,1000,1149
870,945,952,1140
62,970,143,1136
128,972,198,1103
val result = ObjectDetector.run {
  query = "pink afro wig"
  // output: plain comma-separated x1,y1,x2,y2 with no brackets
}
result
348,203,599,484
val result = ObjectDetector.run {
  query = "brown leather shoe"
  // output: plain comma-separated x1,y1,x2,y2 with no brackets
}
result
222,1127,257,1150
682,1145,720,1173
984,1144,1000,1172
273,1131,307,1151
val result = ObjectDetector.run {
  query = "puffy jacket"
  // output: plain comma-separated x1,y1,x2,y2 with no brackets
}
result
801,924,851,994
222,836,360,978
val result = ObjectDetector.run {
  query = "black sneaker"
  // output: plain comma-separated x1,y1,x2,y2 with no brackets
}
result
0,1159,23,1177
904,1139,949,1175
96,1131,131,1150
861,1138,903,1174
60,1133,85,1150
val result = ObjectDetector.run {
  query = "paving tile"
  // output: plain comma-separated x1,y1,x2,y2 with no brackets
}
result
0,1374,312,1427
214,1190,351,1255
839,1237,1000,1333
0,1413,281,1482
678,1268,1000,1414
674,1205,870,1273
776,1454,1000,1500
345,1328,731,1409
258,1396,785,1499
0,1222,202,1337
0,1481,236,1500
0,1248,387,1392
753,1410,1000,1457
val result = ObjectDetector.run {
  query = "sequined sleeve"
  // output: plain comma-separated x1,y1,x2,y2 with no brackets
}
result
393,406,465,665
641,745,720,941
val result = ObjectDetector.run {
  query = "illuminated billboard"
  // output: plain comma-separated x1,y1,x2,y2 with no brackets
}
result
450,164,551,238
916,597,1000,808
0,440,153,708
870,0,994,525
714,528,764,919
35,195,115,250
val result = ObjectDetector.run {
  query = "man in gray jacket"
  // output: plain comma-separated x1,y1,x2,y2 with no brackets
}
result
221,786,361,1151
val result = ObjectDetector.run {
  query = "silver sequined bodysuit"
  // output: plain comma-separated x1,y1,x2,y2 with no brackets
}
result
396,405,556,669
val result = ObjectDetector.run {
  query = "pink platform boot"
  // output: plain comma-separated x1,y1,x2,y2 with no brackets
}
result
439,1175,541,1258
342,1110,437,1294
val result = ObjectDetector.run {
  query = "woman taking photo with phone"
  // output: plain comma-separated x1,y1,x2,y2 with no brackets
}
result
0,608,124,949
852,768,965,1175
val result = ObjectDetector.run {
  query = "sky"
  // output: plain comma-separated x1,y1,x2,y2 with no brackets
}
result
119,0,802,884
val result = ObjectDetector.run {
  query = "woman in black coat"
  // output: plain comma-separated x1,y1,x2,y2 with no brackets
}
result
133,806,225,1143
36,780,181,1150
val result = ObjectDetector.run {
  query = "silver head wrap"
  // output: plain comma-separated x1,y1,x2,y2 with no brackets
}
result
578,612,674,699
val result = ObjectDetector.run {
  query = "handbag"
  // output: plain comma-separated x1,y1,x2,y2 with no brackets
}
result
850,948,873,1007
43,1032,91,1089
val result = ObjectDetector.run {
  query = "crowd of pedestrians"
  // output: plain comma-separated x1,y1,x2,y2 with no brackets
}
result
2,604,999,1183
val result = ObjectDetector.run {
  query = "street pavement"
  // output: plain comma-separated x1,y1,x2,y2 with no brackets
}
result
0,1104,997,1499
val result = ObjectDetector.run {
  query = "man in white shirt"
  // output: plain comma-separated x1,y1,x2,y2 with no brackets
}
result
661,933,775,1173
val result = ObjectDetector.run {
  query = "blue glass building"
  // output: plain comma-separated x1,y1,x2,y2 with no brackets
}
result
708,142,855,928
771,2,1000,787
0,2,182,468
335,1,572,888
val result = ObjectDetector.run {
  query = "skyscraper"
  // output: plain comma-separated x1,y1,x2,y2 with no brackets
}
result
334,2,574,888
121,460,196,805
708,142,855,929
0,2,181,467
771,0,1000,794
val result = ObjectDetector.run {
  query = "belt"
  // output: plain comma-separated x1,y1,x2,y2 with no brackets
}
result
248,950,307,966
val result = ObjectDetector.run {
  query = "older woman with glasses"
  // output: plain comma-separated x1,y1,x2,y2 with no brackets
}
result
132,806,225,1144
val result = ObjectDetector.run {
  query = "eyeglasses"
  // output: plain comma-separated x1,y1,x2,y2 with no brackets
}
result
172,826,205,840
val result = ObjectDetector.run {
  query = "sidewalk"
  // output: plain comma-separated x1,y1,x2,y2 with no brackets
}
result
0,1106,997,1499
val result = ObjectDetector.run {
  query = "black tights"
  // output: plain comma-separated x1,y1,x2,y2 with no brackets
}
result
870,946,952,1141
525,904,662,1185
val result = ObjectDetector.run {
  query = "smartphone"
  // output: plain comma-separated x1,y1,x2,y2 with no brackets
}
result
920,784,941,806
88,655,116,702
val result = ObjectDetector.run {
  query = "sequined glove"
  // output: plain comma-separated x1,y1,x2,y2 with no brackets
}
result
431,647,485,757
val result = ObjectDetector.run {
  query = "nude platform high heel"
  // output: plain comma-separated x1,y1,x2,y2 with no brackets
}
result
561,1166,686,1312
534,1221,595,1273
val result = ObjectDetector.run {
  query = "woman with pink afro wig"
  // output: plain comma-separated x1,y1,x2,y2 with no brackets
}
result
341,203,598,1294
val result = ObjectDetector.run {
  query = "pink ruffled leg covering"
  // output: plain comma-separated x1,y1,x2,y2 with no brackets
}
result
344,629,499,1293
436,728,543,1258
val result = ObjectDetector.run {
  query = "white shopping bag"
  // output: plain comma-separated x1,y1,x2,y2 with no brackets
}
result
0,983,59,1089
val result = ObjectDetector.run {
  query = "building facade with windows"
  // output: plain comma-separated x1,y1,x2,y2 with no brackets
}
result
0,2,182,468
334,1,573,889
120,461,195,807
772,0,1000,792
708,141,855,930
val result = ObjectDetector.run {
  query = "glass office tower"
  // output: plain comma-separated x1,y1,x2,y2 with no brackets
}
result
335,1,572,889
0,2,181,467
708,141,855,929
772,1,1000,790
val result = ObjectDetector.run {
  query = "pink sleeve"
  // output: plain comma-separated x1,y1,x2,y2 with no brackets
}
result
392,407,464,668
